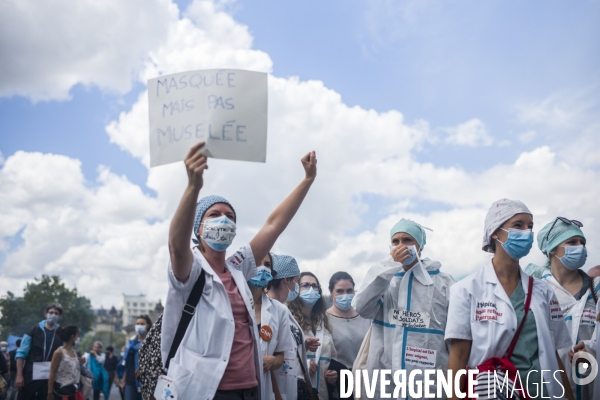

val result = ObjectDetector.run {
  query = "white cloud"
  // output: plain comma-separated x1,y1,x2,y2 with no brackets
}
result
2,0,600,309
518,130,536,144
443,118,494,147
0,0,178,101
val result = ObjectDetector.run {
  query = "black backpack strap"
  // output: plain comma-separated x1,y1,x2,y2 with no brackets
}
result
165,269,206,370
590,277,598,304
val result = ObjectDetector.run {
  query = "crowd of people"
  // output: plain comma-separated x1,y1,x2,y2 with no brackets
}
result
9,143,600,400
6,303,148,400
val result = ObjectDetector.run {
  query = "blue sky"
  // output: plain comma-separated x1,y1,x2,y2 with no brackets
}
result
1,0,599,306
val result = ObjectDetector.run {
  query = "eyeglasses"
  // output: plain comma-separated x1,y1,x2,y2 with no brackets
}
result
299,282,320,290
545,217,583,242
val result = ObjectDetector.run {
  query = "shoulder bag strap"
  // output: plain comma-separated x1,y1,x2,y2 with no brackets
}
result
297,347,317,400
165,269,206,370
589,277,598,304
506,276,534,359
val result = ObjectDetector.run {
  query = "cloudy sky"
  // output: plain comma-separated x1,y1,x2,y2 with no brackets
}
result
1,0,599,309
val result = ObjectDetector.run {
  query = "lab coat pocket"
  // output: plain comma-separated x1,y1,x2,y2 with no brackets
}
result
166,362,193,397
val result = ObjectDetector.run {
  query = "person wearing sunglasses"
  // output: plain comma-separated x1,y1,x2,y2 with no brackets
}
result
527,217,597,400
445,199,573,400
354,218,454,398
288,272,338,400
248,253,295,400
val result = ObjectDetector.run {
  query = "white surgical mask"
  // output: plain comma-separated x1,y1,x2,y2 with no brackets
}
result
74,338,80,346
0,347,6,352
46,314,59,325
201,215,236,252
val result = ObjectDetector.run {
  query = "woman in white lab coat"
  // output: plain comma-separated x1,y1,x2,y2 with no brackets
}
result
526,217,598,400
249,253,295,400
267,254,314,400
445,198,574,400
288,272,338,400
162,141,317,400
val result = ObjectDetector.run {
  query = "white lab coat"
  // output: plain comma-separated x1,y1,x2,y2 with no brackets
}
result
354,257,455,399
593,300,600,399
304,319,337,400
274,310,312,400
541,272,600,400
260,293,295,400
445,261,572,399
161,244,263,400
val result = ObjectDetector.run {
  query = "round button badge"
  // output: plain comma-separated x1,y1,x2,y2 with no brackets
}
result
260,325,273,341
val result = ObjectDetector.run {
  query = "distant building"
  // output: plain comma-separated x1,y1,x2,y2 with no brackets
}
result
121,294,159,326
122,300,164,336
91,306,122,332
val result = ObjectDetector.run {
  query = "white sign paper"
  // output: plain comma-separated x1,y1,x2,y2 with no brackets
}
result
148,69,268,167
389,309,431,329
32,361,51,380
404,346,437,368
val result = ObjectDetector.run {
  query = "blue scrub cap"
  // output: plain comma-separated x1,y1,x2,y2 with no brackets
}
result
537,218,585,257
192,195,236,244
271,254,300,279
390,219,428,250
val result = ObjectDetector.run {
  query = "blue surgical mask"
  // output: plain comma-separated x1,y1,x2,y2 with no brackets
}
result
248,267,273,288
201,215,236,252
286,282,299,302
335,294,354,311
299,288,321,306
496,228,534,260
555,245,587,270
135,325,147,336
46,314,59,326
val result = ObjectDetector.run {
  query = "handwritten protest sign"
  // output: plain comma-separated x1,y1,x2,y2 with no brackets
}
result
148,69,268,167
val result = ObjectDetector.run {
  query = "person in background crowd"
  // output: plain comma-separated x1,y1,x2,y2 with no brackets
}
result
163,142,317,399
8,339,20,400
267,254,314,400
84,342,109,400
525,217,598,400
326,272,370,399
116,346,126,400
446,199,573,400
0,341,10,400
103,346,119,397
47,326,81,400
16,303,64,400
0,342,8,400
355,218,455,399
288,272,338,400
249,253,295,400
120,315,151,400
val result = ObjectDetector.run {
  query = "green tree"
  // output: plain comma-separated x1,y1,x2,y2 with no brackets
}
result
0,275,94,338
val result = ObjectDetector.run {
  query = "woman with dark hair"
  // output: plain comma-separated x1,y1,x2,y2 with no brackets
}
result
120,315,152,400
249,253,295,400
47,325,80,400
326,272,370,372
288,272,338,400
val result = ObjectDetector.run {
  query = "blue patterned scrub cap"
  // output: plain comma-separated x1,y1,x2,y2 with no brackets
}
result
271,254,300,279
390,218,429,250
192,195,236,243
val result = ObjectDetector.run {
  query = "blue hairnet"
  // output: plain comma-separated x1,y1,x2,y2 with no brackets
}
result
192,195,236,243
390,219,427,250
271,254,300,279
537,218,585,257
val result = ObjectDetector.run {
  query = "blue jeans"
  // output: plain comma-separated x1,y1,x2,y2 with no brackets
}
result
123,384,141,400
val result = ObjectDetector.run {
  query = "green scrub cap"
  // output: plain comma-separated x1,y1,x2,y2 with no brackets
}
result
390,218,428,250
537,218,585,257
